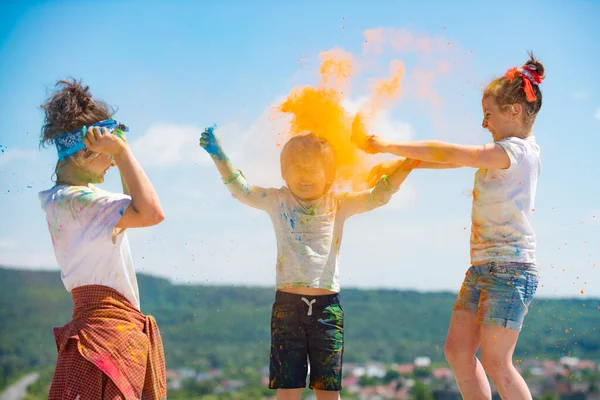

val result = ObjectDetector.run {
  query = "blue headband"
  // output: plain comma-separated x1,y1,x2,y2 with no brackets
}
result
54,119,129,160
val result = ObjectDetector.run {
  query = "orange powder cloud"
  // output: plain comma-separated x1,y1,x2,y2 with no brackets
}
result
278,52,406,189
273,27,466,190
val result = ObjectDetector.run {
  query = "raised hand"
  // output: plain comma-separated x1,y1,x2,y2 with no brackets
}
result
367,159,403,187
351,113,382,154
199,126,224,158
82,126,127,157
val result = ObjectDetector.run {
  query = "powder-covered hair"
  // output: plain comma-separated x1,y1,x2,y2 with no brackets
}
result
483,52,545,125
40,78,114,148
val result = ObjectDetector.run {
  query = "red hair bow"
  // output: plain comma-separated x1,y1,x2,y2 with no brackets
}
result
504,64,544,102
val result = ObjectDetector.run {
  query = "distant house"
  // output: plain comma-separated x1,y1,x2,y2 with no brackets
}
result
432,368,452,380
393,363,415,375
415,357,431,368
165,369,182,390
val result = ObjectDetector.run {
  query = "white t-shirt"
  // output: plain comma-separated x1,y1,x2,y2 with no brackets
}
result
225,173,399,292
39,184,141,309
470,136,541,265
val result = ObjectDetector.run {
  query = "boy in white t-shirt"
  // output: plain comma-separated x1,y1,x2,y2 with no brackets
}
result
354,53,546,400
200,127,418,400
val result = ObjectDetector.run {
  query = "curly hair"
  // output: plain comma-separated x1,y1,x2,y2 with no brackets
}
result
40,78,114,148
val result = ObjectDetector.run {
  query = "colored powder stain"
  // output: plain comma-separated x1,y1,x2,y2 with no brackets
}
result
277,51,406,190
27,185,32,189
289,216,296,230
94,355,121,381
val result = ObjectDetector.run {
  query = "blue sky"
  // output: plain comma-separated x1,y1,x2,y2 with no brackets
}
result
0,0,599,297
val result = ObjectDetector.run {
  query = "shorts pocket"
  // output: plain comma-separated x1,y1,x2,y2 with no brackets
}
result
523,272,539,306
271,303,298,332
320,304,344,327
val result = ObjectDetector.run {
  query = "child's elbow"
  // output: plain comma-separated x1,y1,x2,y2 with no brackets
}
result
154,208,166,224
371,192,393,208
144,207,165,226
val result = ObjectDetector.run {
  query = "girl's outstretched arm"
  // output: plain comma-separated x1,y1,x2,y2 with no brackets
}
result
351,114,509,170
199,127,277,210
369,137,510,170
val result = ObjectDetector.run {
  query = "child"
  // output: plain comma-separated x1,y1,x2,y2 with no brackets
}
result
38,79,167,399
354,53,544,399
200,127,417,400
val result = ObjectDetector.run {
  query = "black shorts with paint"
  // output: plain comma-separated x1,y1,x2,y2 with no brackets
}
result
269,291,344,391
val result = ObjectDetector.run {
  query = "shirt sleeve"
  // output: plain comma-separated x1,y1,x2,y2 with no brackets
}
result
336,176,398,218
66,186,132,240
497,137,527,171
224,170,280,212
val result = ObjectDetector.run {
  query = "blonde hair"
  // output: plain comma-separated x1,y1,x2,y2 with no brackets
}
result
280,133,336,185
483,52,545,125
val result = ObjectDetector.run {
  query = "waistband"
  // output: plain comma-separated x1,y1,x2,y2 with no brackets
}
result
474,261,538,273
275,290,340,307
71,284,142,320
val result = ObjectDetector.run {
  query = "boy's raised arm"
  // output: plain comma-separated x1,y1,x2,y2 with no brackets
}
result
367,158,462,187
199,127,277,210
338,157,418,217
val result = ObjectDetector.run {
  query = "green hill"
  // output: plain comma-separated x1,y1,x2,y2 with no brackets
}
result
1,267,599,390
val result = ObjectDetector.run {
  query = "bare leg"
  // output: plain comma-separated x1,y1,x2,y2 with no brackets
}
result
276,388,303,400
444,310,492,399
314,389,341,400
480,325,532,400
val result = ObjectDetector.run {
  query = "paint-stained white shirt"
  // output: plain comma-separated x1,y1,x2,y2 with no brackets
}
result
225,173,399,292
470,136,541,265
39,185,140,308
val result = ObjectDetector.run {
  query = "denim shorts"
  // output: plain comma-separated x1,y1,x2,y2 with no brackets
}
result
453,262,539,331
269,291,344,391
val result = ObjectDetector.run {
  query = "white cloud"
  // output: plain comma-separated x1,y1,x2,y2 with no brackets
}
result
0,148,39,165
342,97,413,142
572,91,589,100
0,237,19,250
0,251,58,268
131,124,207,167
595,108,600,121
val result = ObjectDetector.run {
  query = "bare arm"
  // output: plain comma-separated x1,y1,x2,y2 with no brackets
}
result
370,138,510,170
113,147,165,228
340,158,418,216
199,127,275,210
350,113,507,169
367,158,461,188
83,126,165,228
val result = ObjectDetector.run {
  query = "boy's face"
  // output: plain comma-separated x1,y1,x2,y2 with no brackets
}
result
282,151,329,201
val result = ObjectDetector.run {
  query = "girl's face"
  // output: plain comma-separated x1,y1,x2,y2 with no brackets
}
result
71,150,115,184
481,96,524,142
